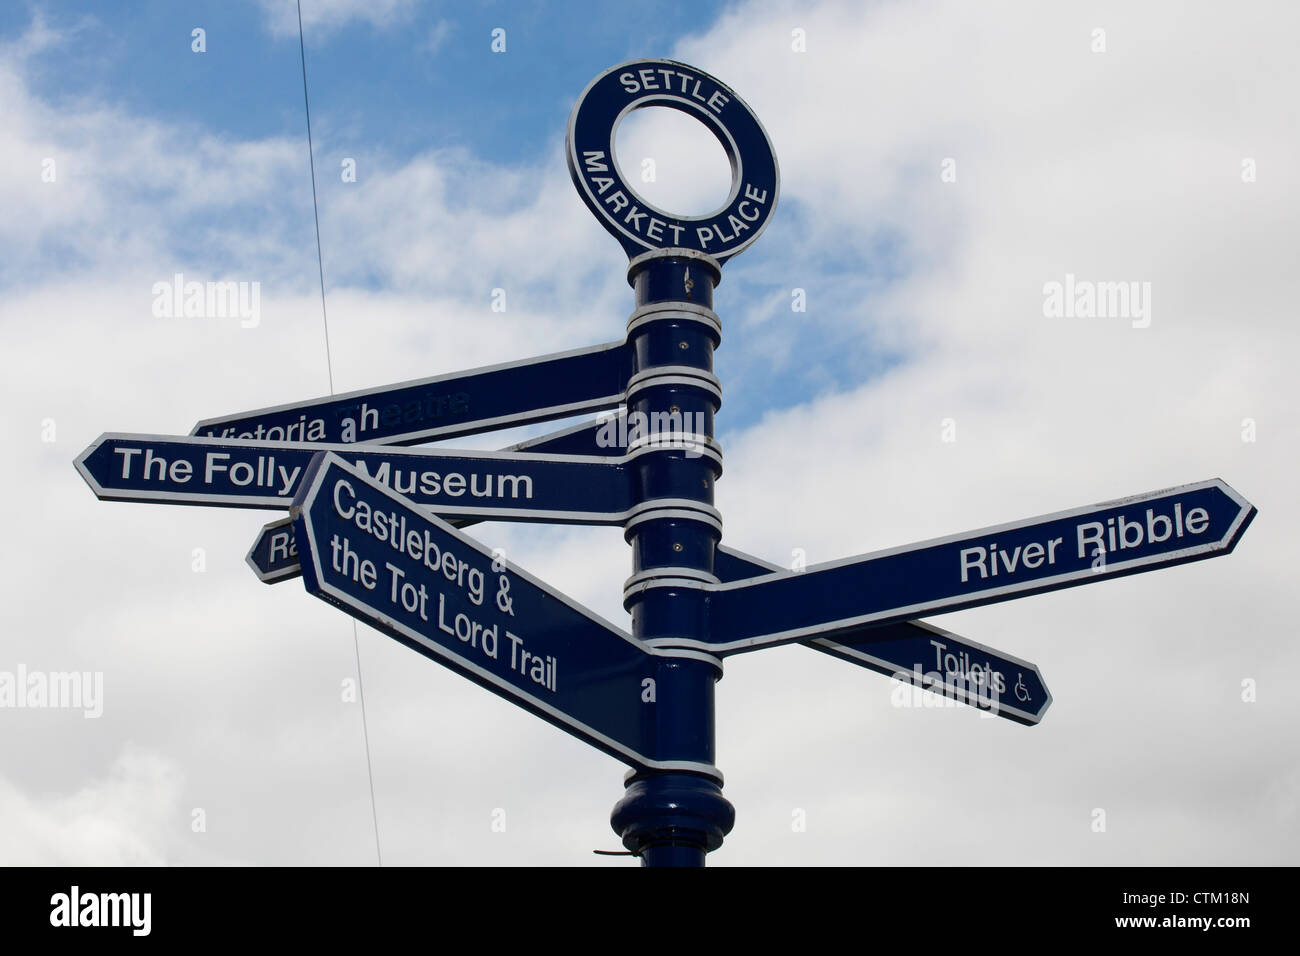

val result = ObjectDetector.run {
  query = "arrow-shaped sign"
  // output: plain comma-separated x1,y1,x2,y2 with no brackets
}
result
192,340,631,446
713,547,1052,724
75,432,649,524
807,621,1052,726
291,451,720,777
700,480,1255,656
247,518,301,583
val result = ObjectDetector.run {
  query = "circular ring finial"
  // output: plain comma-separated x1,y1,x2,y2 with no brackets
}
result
566,59,780,265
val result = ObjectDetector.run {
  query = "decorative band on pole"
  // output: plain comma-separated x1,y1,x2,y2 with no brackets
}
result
627,247,724,277
621,501,723,537
624,432,723,458
624,565,721,589
625,366,722,401
625,302,722,339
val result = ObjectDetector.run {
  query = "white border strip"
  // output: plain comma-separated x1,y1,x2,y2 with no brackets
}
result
192,339,629,445
708,478,1251,590
809,618,1052,725
75,431,650,522
703,479,1254,654
297,453,722,780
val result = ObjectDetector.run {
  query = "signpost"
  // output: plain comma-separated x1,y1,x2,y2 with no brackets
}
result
697,479,1256,655
192,339,630,446
246,518,300,584
811,623,1052,726
291,452,720,776
75,431,676,524
73,57,1256,866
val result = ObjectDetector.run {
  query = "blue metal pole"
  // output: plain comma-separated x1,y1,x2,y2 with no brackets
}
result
611,249,733,867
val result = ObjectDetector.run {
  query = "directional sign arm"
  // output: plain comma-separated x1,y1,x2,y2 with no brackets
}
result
290,451,719,776
75,432,634,523
713,545,1050,723
246,517,301,583
192,340,631,446
706,480,1255,655
712,543,776,581
804,624,1052,726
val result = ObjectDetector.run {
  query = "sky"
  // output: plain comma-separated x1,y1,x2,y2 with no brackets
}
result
1,0,1297,866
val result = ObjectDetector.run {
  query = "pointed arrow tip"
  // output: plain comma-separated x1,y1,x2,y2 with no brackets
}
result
72,435,107,497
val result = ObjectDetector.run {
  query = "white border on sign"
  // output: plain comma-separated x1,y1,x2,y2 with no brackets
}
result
245,517,301,584
191,339,629,446
75,431,721,523
808,619,1053,727
566,58,781,261
699,479,1254,655
297,452,724,780
655,543,1050,723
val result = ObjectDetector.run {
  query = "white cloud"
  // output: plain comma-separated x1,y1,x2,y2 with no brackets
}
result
0,747,182,865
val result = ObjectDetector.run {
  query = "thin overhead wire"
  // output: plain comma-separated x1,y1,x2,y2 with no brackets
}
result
296,0,382,867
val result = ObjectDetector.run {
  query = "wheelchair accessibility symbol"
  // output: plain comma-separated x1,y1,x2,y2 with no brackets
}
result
1014,673,1031,703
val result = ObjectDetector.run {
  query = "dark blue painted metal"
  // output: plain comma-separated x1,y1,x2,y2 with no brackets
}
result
505,415,625,456
566,58,783,867
249,511,476,584
246,517,300,583
808,625,1052,726
710,547,1053,724
567,59,779,263
290,452,696,774
611,252,732,867
706,481,1257,654
75,432,634,523
192,340,631,446
247,420,632,582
